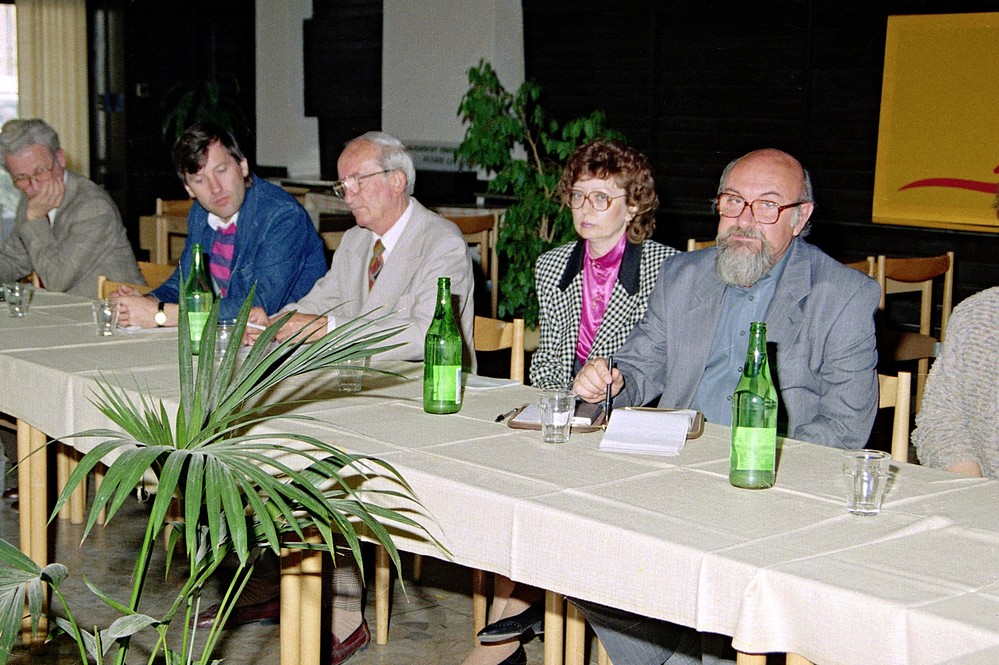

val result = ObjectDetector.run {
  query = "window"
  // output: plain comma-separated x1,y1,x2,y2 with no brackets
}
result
0,2,16,240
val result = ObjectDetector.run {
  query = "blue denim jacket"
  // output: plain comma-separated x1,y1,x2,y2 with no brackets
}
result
151,175,327,319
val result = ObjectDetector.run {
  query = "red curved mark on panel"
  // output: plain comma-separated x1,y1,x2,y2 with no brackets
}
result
899,178,998,194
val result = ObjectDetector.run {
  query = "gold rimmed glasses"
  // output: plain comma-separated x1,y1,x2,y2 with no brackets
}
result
11,162,56,187
331,169,393,198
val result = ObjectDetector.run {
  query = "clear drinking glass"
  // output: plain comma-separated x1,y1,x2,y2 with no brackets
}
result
842,449,891,516
336,357,365,392
92,299,120,336
539,389,574,444
3,282,33,317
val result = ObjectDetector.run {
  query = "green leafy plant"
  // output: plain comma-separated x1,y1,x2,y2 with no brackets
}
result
161,74,248,146
456,60,625,328
0,287,436,665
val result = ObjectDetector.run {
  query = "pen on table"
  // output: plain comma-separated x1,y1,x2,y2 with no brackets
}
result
495,408,518,423
604,355,614,425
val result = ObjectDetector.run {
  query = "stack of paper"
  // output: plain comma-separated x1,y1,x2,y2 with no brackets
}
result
599,409,698,456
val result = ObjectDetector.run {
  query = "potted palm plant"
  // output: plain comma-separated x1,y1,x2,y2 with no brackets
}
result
0,287,435,665
455,60,624,331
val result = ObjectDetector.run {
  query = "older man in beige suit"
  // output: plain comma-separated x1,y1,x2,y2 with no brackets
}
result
234,131,473,664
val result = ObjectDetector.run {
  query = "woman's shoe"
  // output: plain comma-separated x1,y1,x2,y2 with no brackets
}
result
498,645,526,665
477,601,544,643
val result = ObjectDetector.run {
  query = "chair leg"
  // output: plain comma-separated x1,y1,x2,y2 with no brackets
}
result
787,654,813,665
915,357,930,413
374,544,391,645
68,451,84,525
412,552,424,582
472,568,489,639
564,600,586,665
543,590,565,665
56,442,71,520
94,464,106,525
597,638,612,665
736,653,767,665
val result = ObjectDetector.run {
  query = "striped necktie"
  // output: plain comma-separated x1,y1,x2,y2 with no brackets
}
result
368,239,385,290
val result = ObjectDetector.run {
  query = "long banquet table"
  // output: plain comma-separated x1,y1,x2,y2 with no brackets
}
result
3,292,999,665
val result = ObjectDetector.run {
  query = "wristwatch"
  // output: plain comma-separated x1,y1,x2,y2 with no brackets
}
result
154,301,167,327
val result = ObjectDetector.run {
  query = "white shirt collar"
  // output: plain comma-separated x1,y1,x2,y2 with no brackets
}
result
372,198,414,259
207,210,239,231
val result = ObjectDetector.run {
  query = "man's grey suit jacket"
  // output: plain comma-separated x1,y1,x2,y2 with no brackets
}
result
615,239,881,449
0,170,142,296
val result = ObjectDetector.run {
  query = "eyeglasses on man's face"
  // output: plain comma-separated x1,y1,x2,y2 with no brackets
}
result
715,193,806,225
331,169,392,199
566,189,626,212
11,162,56,187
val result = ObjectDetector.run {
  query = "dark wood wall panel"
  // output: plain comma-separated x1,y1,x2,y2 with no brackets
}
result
522,0,999,305
304,0,382,179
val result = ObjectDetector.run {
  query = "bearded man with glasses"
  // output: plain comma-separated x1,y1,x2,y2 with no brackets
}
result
571,148,881,663
0,118,142,295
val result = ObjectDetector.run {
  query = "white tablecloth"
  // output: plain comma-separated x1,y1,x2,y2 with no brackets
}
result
3,292,999,665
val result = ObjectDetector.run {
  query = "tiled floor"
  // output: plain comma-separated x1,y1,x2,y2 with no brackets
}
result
0,450,595,664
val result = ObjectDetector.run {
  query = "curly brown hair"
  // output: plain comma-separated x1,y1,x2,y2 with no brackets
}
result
558,139,659,243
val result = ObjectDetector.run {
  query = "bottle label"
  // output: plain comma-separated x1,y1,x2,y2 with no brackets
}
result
429,365,462,403
731,427,776,471
188,311,210,346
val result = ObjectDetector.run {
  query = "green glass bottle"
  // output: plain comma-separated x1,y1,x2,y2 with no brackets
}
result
729,321,778,489
423,277,463,414
184,243,214,355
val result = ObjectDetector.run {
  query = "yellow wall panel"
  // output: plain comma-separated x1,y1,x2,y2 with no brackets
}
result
874,12,999,232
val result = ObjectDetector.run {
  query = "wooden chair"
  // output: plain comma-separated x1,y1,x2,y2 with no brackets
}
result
880,371,913,463
686,238,716,252
143,198,193,264
843,256,875,277
437,208,503,318
876,252,954,411
373,316,525,647
97,261,175,299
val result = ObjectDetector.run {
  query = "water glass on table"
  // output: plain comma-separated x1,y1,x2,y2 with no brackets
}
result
215,319,237,359
3,282,33,317
92,299,120,336
842,449,891,516
539,389,574,444
336,357,365,392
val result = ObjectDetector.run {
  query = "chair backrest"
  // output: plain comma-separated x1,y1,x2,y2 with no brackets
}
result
878,371,912,462
139,261,176,290
686,238,716,252
843,256,875,278
473,316,525,382
438,208,502,318
156,198,194,217
96,262,172,300
97,276,150,300
877,251,954,342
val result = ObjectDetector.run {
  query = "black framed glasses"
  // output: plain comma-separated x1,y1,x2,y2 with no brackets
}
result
11,162,56,187
331,169,392,198
716,193,806,224
566,189,626,212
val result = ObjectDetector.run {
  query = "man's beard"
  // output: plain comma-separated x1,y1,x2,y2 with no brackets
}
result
714,227,778,287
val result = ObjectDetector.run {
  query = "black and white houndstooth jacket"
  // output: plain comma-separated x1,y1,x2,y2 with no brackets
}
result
529,239,679,389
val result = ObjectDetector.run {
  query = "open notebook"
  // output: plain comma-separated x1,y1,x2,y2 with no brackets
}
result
599,408,703,456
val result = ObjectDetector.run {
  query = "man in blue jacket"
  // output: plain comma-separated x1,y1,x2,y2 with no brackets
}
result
116,122,326,327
